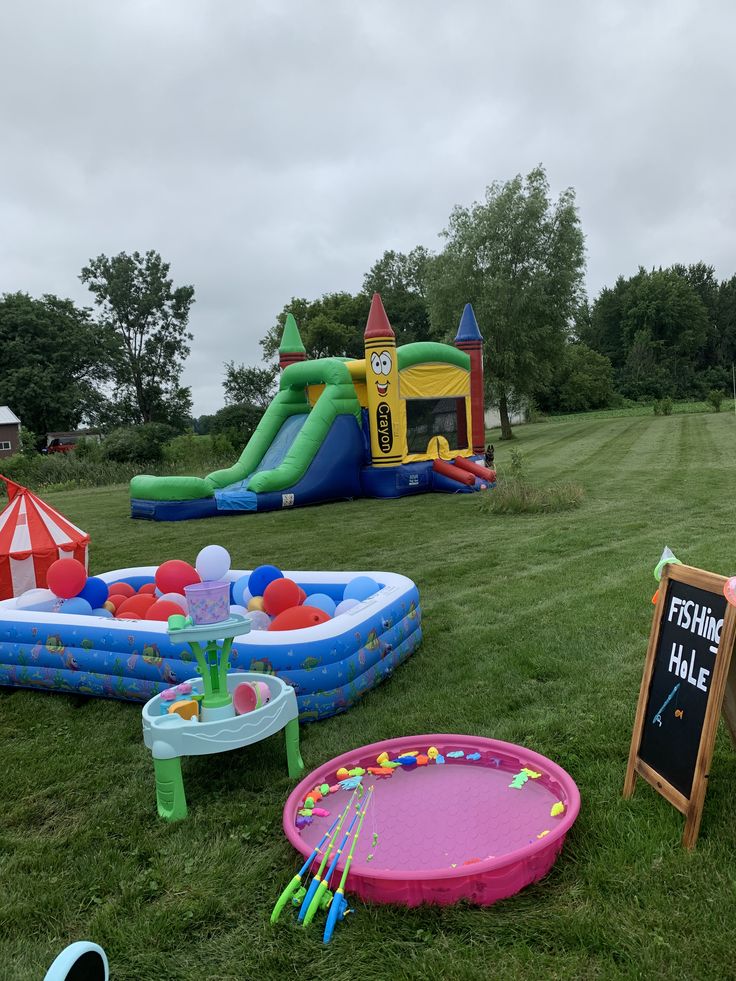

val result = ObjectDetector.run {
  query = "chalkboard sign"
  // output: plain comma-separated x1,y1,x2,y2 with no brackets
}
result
624,562,736,848
637,579,727,797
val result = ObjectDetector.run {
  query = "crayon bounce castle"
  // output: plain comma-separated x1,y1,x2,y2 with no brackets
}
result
130,294,494,520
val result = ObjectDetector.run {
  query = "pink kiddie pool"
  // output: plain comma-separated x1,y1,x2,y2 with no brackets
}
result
283,734,580,907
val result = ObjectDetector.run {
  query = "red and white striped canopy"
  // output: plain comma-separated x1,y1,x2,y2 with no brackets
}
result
0,476,90,600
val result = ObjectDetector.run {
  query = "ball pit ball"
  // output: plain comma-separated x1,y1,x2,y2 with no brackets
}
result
262,578,301,616
106,594,128,613
248,610,271,631
248,564,283,597
92,608,114,618
247,596,265,613
138,583,157,596
47,558,88,600
117,612,140,620
154,560,200,595
268,605,331,631
103,600,116,613
297,587,307,605
77,576,109,609
59,597,92,615
343,576,381,603
108,582,135,599
335,598,360,616
158,592,187,612
117,594,156,618
232,575,251,607
146,599,187,621
305,592,336,617
195,544,231,582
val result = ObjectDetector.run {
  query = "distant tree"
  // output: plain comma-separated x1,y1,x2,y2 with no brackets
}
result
363,247,437,343
426,166,586,438
223,363,277,410
536,342,614,413
587,267,709,399
707,389,725,412
208,402,263,449
0,292,108,437
260,292,369,364
80,250,194,429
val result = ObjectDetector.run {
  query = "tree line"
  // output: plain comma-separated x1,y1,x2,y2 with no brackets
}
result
2,164,732,450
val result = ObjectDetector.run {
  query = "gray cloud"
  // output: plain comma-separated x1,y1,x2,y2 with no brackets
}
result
2,0,735,414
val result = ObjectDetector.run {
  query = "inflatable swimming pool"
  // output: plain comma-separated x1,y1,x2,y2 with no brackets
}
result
0,568,421,722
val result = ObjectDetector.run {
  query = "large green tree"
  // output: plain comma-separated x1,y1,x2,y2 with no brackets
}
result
223,362,277,410
584,267,710,399
363,247,437,344
80,250,194,429
0,292,108,439
260,292,370,363
426,166,586,438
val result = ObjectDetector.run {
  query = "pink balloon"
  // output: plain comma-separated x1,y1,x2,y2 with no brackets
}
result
724,577,736,607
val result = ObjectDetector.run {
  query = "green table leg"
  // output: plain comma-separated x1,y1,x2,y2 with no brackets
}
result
153,756,187,821
284,718,304,779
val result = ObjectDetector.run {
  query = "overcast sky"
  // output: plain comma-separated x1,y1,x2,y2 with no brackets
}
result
2,1,734,415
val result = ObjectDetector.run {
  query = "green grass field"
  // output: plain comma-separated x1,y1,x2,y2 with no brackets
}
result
3,411,736,980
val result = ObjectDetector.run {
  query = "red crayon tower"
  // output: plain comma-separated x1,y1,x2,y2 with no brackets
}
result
454,304,485,454
278,313,307,371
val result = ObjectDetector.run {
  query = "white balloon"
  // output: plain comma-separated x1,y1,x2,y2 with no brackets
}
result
196,545,231,582
248,610,272,631
15,588,55,609
335,598,360,617
158,592,187,612
230,604,248,616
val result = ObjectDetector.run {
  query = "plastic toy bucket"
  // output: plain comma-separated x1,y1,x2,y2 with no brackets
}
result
184,581,230,625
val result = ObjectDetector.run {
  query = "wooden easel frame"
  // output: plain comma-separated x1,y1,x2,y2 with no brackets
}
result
623,563,736,848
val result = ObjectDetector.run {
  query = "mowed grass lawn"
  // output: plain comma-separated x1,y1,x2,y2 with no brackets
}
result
3,411,736,980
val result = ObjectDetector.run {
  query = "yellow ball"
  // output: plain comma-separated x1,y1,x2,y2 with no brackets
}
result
247,596,265,612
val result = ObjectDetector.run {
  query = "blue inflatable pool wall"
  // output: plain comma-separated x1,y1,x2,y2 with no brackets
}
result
0,568,422,722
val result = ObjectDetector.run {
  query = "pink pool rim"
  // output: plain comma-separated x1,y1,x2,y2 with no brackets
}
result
283,734,580,907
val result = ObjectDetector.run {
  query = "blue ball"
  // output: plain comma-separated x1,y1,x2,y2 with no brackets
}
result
59,597,93,616
232,575,252,607
92,607,114,618
248,564,283,597
77,576,109,608
306,593,336,617
343,576,381,603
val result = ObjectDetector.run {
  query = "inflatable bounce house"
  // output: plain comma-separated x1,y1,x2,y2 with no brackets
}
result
130,294,494,520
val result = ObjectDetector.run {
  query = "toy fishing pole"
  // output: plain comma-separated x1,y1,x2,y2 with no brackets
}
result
323,786,374,944
297,789,360,923
271,810,344,924
302,791,371,928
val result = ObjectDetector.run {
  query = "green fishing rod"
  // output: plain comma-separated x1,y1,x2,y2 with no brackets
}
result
271,808,345,924
302,789,371,928
296,788,359,923
323,785,374,943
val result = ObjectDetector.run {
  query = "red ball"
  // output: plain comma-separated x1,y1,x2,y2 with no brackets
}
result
297,587,307,606
117,594,156,618
106,594,127,613
47,558,88,599
155,560,200,595
146,599,186,621
138,583,157,595
263,578,302,616
108,582,135,598
268,606,331,631
117,612,140,620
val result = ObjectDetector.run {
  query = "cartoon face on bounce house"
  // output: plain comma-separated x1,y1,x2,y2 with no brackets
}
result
129,294,496,520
